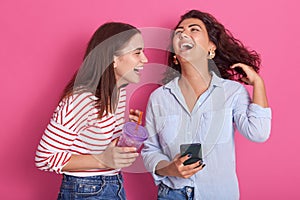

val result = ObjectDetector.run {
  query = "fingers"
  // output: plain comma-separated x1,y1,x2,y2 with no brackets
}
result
179,161,205,178
115,155,138,164
109,148,139,168
119,151,139,159
117,146,137,153
240,77,250,85
114,150,139,168
129,109,142,124
109,138,118,147
172,155,206,178
231,63,251,70
97,143,139,169
115,159,138,168
231,63,261,85
177,154,190,164
114,147,139,159
231,63,253,74
231,63,247,68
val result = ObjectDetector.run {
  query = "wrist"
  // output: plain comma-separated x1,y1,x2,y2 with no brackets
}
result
253,77,264,87
94,154,108,169
155,160,171,176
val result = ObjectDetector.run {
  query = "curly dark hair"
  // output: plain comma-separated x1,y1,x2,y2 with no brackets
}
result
163,10,261,84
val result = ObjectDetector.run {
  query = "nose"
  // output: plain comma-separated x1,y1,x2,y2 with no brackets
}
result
141,52,148,63
179,30,189,39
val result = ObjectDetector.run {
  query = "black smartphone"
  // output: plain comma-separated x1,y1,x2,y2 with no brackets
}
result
180,143,202,165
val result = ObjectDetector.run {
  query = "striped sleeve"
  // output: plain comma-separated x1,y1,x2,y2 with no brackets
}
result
35,93,94,173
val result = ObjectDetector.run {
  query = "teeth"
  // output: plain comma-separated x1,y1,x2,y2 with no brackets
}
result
134,66,143,71
180,43,194,50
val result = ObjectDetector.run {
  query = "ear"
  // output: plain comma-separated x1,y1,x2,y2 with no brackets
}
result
208,41,217,51
113,55,118,68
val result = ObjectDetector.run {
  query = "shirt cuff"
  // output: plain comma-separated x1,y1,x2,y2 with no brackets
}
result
248,103,272,118
148,154,170,183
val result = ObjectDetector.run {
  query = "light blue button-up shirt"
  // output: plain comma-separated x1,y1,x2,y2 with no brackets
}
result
141,72,272,200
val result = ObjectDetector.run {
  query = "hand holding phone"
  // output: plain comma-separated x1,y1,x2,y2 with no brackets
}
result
180,143,203,166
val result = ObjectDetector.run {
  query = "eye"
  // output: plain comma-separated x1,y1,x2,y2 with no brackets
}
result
174,30,182,35
134,50,143,55
191,28,200,32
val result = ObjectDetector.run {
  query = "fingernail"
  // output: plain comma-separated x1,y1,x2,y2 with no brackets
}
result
187,153,192,157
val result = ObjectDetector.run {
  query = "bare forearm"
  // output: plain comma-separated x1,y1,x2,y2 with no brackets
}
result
155,157,204,179
62,154,107,172
155,160,172,176
252,78,269,108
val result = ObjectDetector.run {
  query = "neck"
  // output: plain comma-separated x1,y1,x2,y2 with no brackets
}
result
179,60,211,89
115,77,129,89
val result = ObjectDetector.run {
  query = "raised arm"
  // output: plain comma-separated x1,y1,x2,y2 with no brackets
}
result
231,63,269,108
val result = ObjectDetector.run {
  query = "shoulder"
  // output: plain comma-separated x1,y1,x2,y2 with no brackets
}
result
55,92,97,117
223,78,243,89
151,78,178,97
218,77,246,94
64,92,97,104
148,83,173,104
149,85,165,97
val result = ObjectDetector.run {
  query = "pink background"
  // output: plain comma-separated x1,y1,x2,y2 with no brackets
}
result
1,0,299,199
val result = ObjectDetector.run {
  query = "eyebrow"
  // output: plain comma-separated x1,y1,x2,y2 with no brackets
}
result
176,24,202,30
130,47,143,52
125,47,143,54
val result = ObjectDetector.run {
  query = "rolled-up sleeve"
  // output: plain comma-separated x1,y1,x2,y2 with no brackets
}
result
233,86,272,142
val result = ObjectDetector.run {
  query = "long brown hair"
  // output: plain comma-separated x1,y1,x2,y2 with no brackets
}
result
62,22,141,118
163,10,261,84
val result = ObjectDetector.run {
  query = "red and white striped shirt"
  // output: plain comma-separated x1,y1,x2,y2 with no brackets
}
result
35,88,126,176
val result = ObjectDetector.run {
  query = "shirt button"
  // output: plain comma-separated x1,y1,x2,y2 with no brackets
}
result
187,187,193,193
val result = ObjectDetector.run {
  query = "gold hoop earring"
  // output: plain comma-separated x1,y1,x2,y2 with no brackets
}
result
208,49,215,59
173,55,179,65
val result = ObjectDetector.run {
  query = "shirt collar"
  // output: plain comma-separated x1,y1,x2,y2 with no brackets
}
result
164,71,223,91
210,71,223,88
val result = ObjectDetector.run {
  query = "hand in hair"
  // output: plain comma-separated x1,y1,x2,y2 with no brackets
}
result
231,63,269,108
231,63,262,86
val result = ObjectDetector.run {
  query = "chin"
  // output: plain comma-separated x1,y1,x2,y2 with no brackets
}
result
131,78,140,84
124,78,140,84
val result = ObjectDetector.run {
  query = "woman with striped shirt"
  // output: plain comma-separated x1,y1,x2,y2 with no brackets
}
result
35,22,148,199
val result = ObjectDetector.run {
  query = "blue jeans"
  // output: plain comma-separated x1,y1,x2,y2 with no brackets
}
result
157,183,194,200
57,173,126,200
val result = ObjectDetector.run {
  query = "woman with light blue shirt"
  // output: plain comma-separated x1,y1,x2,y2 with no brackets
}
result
141,10,271,200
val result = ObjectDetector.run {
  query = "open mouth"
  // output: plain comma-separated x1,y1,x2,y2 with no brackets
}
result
134,66,143,73
180,42,194,51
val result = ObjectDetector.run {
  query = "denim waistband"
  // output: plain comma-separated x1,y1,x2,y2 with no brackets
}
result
62,173,123,183
159,182,194,199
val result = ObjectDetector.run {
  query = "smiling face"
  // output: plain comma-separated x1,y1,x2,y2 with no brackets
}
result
113,33,148,86
173,18,216,64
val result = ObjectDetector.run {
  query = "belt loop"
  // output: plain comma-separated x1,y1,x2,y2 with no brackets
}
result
159,183,169,196
101,174,105,184
186,186,194,199
117,172,123,184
